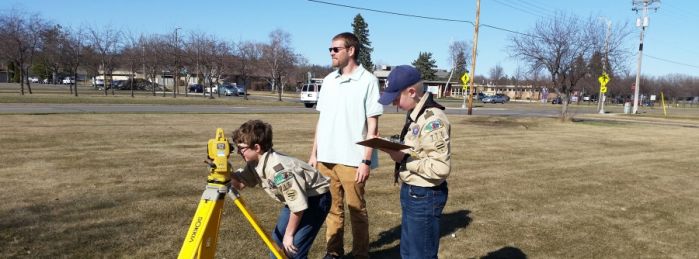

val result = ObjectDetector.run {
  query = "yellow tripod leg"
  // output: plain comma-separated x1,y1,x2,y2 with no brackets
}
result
228,189,287,259
178,185,226,259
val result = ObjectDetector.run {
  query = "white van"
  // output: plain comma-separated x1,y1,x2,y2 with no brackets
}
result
300,83,322,108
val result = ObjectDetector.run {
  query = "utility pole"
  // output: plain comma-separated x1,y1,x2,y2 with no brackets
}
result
467,0,481,115
631,0,660,114
174,27,180,98
598,18,611,114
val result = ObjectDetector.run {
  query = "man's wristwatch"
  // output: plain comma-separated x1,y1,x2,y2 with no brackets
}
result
361,159,372,166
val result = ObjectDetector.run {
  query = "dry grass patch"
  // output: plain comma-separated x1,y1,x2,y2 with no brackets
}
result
0,113,697,258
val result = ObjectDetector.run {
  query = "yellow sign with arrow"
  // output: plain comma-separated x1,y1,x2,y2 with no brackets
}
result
598,73,610,93
461,72,470,90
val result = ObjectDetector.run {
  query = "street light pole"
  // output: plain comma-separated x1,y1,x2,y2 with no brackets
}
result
174,27,181,98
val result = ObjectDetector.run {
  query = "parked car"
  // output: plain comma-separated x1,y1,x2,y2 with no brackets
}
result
300,83,321,108
62,77,75,84
234,85,246,96
188,84,204,93
551,97,562,104
495,93,510,102
93,79,104,88
29,77,40,83
220,85,238,96
481,95,508,104
474,92,486,100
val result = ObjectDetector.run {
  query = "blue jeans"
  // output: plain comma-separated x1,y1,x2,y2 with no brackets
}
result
271,192,331,259
400,182,448,259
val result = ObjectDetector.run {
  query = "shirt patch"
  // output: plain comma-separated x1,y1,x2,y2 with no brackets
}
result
423,110,434,120
273,163,285,172
411,125,420,136
424,120,443,133
285,189,298,201
435,140,447,153
273,171,291,185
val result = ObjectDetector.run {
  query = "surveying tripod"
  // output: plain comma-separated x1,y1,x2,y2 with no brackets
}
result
178,128,286,259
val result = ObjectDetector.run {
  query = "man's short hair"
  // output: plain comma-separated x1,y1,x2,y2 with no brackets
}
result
332,32,360,62
232,120,273,153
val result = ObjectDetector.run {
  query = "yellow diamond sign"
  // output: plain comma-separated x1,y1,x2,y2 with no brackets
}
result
598,73,610,87
460,72,470,90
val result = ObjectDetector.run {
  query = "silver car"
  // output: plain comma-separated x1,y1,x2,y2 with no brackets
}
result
481,95,508,104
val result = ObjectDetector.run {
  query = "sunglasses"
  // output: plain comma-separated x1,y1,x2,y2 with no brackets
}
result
328,47,347,53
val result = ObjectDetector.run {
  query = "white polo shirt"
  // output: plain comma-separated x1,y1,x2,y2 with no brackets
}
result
316,65,383,168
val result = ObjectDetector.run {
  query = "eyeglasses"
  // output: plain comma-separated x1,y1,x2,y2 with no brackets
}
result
237,145,250,154
328,47,346,53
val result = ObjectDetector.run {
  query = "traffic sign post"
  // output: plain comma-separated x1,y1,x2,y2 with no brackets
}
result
598,73,610,114
460,72,470,109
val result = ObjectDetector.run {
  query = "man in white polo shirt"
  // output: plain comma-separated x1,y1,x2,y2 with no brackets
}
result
308,32,383,259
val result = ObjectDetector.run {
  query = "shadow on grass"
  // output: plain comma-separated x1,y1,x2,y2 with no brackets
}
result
368,209,472,258
481,246,527,259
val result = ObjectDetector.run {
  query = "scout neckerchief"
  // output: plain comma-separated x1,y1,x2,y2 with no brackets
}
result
394,93,445,184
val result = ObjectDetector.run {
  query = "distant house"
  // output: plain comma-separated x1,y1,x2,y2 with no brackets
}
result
373,65,547,101
0,63,13,83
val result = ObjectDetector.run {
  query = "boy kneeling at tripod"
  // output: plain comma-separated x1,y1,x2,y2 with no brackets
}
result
229,120,331,258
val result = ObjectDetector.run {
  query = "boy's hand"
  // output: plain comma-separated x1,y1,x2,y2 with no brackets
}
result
283,234,297,256
379,148,407,163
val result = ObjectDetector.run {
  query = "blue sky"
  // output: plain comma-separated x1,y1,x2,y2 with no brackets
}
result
2,0,698,78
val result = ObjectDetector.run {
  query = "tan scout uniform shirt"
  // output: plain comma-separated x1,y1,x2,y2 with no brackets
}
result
399,94,451,187
236,150,330,213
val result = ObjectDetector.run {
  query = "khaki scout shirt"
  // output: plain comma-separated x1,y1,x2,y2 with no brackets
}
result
399,94,451,187
235,150,330,212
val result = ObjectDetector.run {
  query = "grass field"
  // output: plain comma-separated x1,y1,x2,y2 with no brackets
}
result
1,112,697,258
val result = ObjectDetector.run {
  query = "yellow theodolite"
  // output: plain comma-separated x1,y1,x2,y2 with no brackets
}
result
178,128,286,259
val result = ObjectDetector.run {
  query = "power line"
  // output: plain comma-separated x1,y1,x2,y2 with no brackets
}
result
645,54,699,69
307,0,474,25
490,0,547,19
308,0,695,71
307,0,541,39
520,0,556,15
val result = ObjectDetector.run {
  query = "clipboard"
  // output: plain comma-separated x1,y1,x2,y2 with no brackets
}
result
357,137,411,151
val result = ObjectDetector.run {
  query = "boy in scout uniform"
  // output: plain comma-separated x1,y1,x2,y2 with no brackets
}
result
377,65,451,259
229,120,331,258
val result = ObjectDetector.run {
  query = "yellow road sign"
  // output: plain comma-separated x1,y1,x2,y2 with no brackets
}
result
460,72,469,85
598,73,610,87
600,86,608,93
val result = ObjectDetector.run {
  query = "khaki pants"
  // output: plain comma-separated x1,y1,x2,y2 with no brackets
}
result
318,162,369,259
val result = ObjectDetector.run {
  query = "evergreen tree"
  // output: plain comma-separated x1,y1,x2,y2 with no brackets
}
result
412,52,437,80
352,14,374,72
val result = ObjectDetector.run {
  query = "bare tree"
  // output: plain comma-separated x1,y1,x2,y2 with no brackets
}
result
236,41,262,100
187,32,230,98
509,13,592,120
59,26,86,96
142,34,166,96
260,29,299,101
37,24,62,85
445,40,471,96
120,32,143,97
510,13,631,119
88,25,121,96
489,64,505,85
0,11,47,95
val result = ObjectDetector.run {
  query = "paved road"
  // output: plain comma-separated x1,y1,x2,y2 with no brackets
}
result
0,102,585,117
